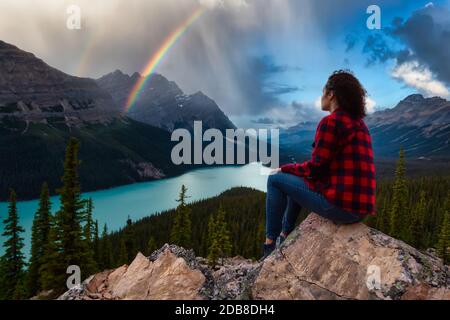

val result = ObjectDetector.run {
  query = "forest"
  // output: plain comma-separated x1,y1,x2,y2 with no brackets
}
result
0,139,449,300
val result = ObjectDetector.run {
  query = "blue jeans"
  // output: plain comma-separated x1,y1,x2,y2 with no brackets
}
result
266,172,364,241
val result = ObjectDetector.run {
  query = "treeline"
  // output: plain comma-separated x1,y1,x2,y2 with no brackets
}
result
0,138,101,299
365,148,450,254
1,141,450,300
105,148,450,269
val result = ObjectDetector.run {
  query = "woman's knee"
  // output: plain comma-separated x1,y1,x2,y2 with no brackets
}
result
267,172,284,187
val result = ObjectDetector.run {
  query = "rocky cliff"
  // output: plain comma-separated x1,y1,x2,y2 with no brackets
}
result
59,213,450,300
0,41,121,126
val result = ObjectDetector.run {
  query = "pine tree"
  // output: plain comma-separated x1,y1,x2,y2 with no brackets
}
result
39,212,64,292
27,182,52,297
170,185,192,249
0,256,8,300
99,224,112,270
389,147,408,238
207,205,232,267
1,189,26,299
123,216,135,262
118,239,128,266
93,220,100,267
81,198,97,276
147,237,158,256
83,198,94,242
56,138,86,272
410,191,426,249
437,194,450,265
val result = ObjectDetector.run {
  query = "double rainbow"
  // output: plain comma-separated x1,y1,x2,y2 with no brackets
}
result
125,7,205,112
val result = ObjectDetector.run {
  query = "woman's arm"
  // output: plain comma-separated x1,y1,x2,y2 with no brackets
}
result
281,115,338,178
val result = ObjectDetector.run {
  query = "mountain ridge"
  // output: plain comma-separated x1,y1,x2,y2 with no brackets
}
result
0,40,121,126
281,94,450,158
96,69,236,132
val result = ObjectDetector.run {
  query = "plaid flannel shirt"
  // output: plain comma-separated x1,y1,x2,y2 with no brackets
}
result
281,109,376,215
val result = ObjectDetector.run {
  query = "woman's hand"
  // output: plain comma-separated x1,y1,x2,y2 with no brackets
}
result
271,168,282,175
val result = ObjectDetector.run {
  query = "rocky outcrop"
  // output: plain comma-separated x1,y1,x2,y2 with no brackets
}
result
252,213,449,300
59,244,259,300
60,214,450,301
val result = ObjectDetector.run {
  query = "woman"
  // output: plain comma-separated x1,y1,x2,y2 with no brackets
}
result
263,70,376,259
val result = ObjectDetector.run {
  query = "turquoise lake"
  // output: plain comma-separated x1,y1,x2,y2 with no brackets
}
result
0,163,270,257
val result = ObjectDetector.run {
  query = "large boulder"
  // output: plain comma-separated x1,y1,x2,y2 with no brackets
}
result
60,214,450,300
59,244,259,300
252,213,450,300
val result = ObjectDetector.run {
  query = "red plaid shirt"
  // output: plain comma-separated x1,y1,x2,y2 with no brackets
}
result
281,109,376,216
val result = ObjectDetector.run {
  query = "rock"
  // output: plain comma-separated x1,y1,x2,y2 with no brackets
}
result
251,213,450,300
60,213,450,300
59,244,259,300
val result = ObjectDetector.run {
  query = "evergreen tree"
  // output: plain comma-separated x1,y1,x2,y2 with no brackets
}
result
437,194,450,265
123,216,135,262
99,224,112,270
81,198,97,276
27,182,52,297
389,147,408,238
376,197,390,233
83,198,94,242
207,205,232,267
147,236,158,256
170,185,192,248
56,138,85,272
0,256,8,300
410,191,426,248
93,220,100,267
1,190,26,299
39,213,64,292
118,239,128,266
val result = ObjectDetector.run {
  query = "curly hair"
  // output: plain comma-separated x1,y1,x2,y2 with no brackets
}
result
325,70,368,118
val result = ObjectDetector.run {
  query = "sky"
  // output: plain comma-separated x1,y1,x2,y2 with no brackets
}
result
0,0,449,128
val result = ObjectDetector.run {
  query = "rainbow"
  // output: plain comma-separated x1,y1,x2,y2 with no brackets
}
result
76,32,98,77
125,7,205,112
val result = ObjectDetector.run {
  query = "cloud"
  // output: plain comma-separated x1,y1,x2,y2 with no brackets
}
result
391,61,450,98
362,4,450,98
389,5,450,86
362,34,397,65
365,97,376,114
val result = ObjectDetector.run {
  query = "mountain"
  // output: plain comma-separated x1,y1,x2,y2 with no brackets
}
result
366,94,450,157
281,94,450,159
96,70,236,132
0,41,190,200
59,213,450,300
0,40,120,126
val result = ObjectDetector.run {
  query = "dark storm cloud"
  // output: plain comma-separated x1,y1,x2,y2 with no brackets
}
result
362,34,397,65
211,54,301,115
389,5,450,85
362,4,450,86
